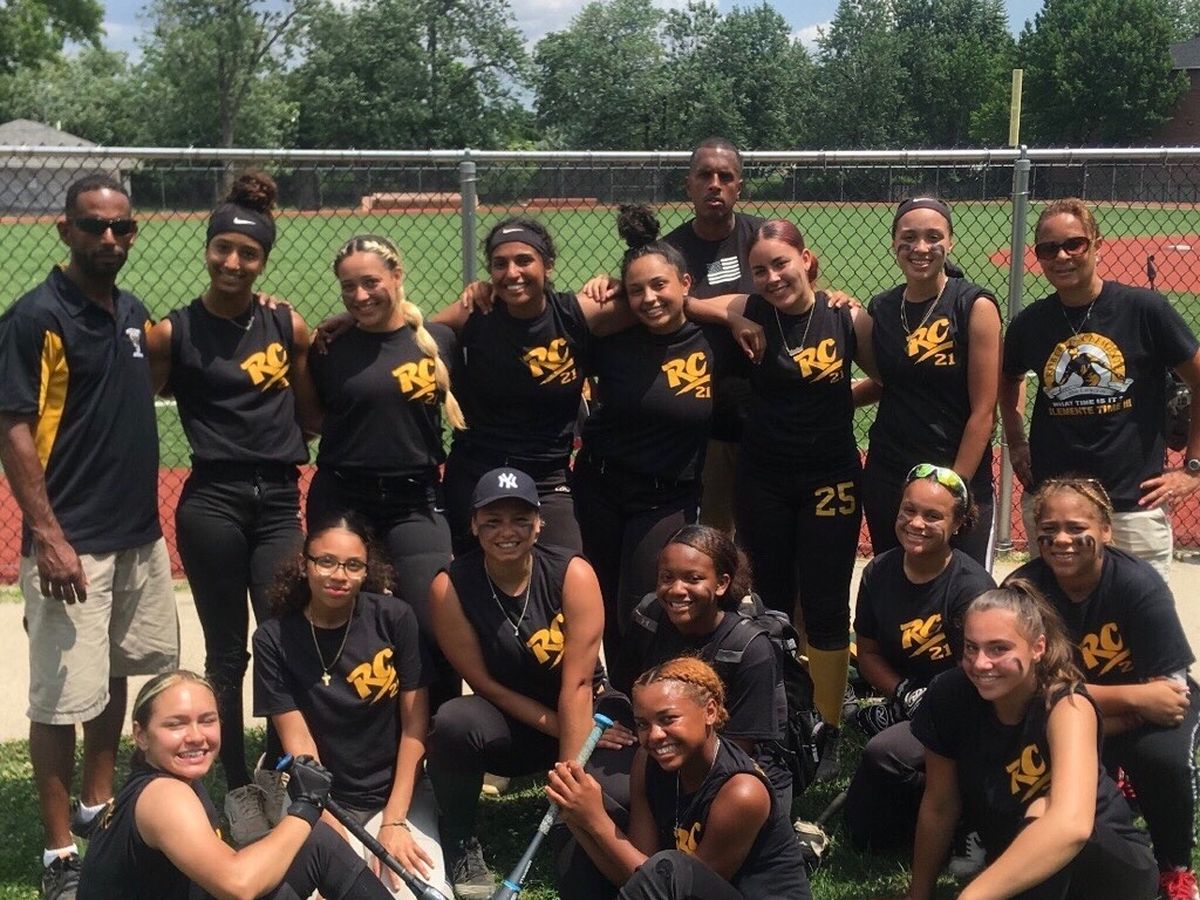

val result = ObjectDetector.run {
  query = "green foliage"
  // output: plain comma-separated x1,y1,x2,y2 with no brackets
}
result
1019,0,1188,145
0,0,102,75
291,0,529,150
1169,0,1200,41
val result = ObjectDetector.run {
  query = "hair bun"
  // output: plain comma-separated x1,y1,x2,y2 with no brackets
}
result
617,204,660,250
227,169,277,215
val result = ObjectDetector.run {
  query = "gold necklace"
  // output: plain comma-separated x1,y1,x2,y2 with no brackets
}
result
673,736,722,840
308,599,355,687
774,295,817,360
900,278,948,339
484,561,533,637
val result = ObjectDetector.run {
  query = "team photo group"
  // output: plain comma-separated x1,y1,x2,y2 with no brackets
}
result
2,136,1199,900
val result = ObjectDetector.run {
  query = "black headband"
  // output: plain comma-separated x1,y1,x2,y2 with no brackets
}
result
207,203,276,255
893,197,953,233
486,224,550,260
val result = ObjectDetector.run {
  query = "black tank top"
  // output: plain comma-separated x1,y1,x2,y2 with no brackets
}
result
868,278,998,485
450,289,591,464
643,738,810,899
447,544,606,708
79,762,219,900
167,299,308,465
741,291,858,473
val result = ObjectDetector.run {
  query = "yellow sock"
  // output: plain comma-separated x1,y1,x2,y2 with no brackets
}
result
807,645,851,726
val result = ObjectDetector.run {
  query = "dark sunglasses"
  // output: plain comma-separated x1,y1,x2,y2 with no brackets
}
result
72,216,137,237
1033,236,1090,261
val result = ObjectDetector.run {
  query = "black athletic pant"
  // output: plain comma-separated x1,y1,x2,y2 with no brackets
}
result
1005,818,1157,900
845,721,925,851
426,692,633,848
306,466,459,709
1102,679,1200,870
620,849,813,900
572,454,700,664
861,456,995,568
268,820,392,899
734,459,860,650
442,442,582,555
176,463,302,787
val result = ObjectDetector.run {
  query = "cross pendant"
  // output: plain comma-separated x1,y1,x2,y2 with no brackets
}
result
321,672,331,686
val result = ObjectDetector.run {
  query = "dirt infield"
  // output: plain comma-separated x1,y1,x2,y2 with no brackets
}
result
2,452,1195,584
990,235,1200,292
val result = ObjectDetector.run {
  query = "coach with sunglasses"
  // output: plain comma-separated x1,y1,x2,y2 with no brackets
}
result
0,174,178,899
1000,197,1200,577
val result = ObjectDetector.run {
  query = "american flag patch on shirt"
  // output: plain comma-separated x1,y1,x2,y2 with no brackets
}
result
705,256,742,286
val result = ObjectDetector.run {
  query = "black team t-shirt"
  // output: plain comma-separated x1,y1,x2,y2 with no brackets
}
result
166,300,308,466
740,291,858,474
450,289,591,465
1003,281,1199,511
913,668,1145,859
310,322,457,474
580,321,712,481
1009,549,1194,684
446,544,606,709
617,608,790,799
643,738,811,900
0,267,160,555
868,279,999,487
252,591,430,810
79,762,221,900
664,213,764,442
854,547,996,683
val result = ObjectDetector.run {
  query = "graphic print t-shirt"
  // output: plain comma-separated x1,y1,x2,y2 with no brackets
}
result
1003,281,1198,510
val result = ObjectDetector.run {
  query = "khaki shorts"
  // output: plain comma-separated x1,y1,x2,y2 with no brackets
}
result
23,538,179,725
699,439,738,534
1020,494,1173,580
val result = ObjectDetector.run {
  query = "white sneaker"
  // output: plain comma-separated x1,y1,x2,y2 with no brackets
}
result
948,830,986,878
481,773,510,798
224,783,272,847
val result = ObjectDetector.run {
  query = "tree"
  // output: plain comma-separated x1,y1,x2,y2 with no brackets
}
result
1019,0,1187,145
136,0,309,147
533,0,668,150
1169,0,1200,41
893,0,1015,146
813,0,915,148
0,0,102,74
291,0,528,149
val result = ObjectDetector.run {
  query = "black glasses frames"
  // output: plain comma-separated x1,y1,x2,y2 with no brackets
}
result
1033,236,1090,261
71,216,138,237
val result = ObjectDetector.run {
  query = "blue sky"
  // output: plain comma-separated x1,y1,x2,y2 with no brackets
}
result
97,0,1047,58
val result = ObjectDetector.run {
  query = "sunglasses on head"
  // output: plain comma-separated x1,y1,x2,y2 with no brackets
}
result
72,216,137,237
1033,236,1090,261
905,462,970,505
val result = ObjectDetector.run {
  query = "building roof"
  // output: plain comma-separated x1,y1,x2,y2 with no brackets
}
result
0,119,96,147
1171,35,1200,70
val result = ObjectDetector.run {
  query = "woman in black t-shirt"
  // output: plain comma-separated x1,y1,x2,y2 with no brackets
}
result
427,467,634,899
898,582,1156,900
692,218,877,779
1008,477,1199,898
78,671,391,900
612,525,789,809
574,206,714,662
845,464,995,849
547,656,811,900
308,234,465,708
252,513,450,898
145,170,319,803
862,197,1002,567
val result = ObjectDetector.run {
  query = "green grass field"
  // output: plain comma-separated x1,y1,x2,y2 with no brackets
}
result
8,199,1200,469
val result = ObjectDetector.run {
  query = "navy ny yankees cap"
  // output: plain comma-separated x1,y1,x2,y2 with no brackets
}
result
472,467,541,510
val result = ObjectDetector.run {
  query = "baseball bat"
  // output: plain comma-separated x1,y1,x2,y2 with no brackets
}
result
490,711,615,900
276,755,450,900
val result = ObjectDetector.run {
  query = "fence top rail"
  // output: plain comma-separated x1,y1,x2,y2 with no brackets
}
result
6,146,1200,165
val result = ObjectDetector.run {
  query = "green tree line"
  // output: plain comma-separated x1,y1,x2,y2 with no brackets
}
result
0,0,1196,149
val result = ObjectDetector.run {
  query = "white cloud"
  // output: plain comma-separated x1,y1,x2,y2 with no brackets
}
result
792,21,827,51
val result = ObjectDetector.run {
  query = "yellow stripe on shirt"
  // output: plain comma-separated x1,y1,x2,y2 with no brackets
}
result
35,331,68,468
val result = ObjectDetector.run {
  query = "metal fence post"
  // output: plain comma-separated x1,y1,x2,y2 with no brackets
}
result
996,145,1031,553
459,152,477,287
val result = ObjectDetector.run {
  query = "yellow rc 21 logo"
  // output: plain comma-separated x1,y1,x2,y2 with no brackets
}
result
906,317,956,366
899,614,951,660
661,351,711,398
523,338,578,385
1079,623,1133,676
392,358,438,403
1006,743,1051,802
790,337,842,381
240,341,290,390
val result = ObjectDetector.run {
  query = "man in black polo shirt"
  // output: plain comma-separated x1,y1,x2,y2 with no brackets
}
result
664,137,763,534
0,174,178,900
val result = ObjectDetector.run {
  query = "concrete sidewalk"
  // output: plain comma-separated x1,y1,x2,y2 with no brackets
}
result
1,555,1199,742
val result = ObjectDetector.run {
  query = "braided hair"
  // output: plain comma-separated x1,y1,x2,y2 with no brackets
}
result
333,234,466,431
633,656,729,730
1032,475,1114,527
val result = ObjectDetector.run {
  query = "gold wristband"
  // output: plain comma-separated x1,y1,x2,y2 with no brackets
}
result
380,820,410,830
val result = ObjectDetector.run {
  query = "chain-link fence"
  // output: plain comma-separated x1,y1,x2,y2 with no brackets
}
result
2,145,1200,581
